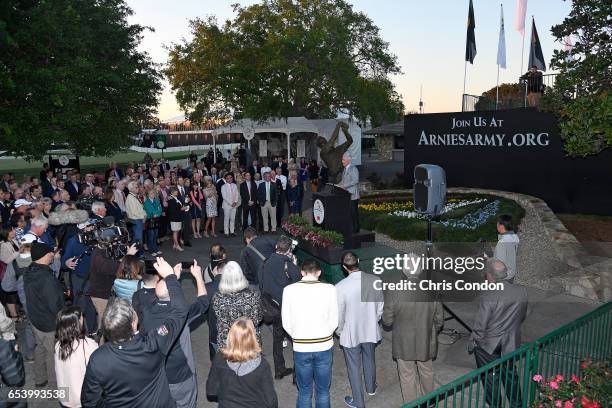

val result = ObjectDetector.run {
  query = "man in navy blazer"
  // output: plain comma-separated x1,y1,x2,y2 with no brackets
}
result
64,172,81,201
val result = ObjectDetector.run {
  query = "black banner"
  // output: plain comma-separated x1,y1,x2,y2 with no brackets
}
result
404,109,612,215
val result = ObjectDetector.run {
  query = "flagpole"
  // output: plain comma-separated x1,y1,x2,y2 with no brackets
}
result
462,60,468,110
496,3,502,110
496,64,500,110
520,35,525,77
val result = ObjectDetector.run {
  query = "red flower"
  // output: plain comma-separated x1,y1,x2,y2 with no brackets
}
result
564,402,574,408
571,374,581,384
555,374,565,382
580,359,591,370
550,381,560,390
581,396,590,408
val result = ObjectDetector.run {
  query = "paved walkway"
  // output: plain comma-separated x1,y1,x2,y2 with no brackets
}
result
20,175,602,407
22,227,599,407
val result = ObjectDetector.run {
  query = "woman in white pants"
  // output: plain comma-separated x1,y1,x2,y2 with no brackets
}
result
221,173,241,237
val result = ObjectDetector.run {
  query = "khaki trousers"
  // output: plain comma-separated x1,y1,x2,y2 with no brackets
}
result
32,326,56,385
397,359,434,404
91,297,108,334
260,202,277,232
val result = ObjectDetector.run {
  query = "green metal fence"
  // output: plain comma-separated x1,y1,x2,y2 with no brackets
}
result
402,302,612,408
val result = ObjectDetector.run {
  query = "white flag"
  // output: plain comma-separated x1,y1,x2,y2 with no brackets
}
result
497,5,507,69
516,0,528,36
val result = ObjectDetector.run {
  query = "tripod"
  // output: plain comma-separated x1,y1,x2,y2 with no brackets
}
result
424,216,472,333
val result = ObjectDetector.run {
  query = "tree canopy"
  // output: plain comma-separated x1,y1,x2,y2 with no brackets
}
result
165,0,404,127
539,0,611,157
0,0,162,160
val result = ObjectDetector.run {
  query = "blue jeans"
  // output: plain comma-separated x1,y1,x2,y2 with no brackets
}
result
147,227,158,253
294,347,333,408
131,219,144,256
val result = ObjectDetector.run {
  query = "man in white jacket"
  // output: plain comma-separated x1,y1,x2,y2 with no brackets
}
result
282,259,338,408
493,215,520,282
220,173,241,237
335,251,384,408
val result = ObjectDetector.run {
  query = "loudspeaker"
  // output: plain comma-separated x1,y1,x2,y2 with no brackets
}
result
414,164,446,216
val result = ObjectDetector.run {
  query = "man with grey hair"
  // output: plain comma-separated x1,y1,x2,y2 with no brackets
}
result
469,259,527,407
340,152,360,233
90,201,107,221
23,215,51,245
81,257,189,407
382,253,443,404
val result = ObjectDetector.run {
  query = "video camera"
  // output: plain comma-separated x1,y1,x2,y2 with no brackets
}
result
78,217,132,260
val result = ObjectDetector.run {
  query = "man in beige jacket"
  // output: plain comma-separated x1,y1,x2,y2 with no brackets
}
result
382,257,443,404
125,181,146,257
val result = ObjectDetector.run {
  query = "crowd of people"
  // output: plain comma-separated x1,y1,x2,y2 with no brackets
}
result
0,151,527,408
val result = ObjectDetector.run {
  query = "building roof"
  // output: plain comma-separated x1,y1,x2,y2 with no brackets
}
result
362,120,404,135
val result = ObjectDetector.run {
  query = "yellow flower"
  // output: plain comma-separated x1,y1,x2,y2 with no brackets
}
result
359,201,414,212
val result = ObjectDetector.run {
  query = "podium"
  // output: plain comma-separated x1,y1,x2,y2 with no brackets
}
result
312,184,374,249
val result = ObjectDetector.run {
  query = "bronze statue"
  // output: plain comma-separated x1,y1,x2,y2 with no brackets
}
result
316,122,353,184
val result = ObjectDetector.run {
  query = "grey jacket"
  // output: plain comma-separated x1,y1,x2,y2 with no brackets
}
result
382,275,443,361
494,232,520,280
335,272,384,348
471,283,528,355
341,164,360,200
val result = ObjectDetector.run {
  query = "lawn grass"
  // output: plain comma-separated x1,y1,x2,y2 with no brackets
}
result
0,149,207,181
359,193,525,243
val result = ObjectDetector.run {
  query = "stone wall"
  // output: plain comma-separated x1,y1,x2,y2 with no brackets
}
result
361,188,610,302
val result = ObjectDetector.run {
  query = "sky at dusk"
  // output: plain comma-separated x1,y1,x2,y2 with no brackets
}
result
126,0,573,121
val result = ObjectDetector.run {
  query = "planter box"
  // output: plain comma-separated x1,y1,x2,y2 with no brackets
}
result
294,236,343,264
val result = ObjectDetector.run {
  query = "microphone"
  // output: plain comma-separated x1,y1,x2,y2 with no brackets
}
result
48,209,89,226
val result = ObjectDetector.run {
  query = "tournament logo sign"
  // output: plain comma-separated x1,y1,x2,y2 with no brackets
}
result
313,199,325,224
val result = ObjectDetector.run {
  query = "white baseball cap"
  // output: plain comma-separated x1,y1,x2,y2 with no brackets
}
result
14,199,32,208
19,234,37,245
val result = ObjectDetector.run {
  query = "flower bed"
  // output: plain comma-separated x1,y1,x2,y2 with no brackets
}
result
281,215,344,248
531,358,610,408
282,215,344,263
359,192,525,242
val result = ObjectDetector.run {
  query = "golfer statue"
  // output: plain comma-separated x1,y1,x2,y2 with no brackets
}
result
316,122,353,184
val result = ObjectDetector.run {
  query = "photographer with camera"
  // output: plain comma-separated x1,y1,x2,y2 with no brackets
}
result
259,235,301,380
88,241,138,337
90,201,107,223
62,220,98,333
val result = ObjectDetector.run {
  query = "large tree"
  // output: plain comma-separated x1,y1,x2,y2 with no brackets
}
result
0,0,162,160
165,0,404,127
539,0,611,157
